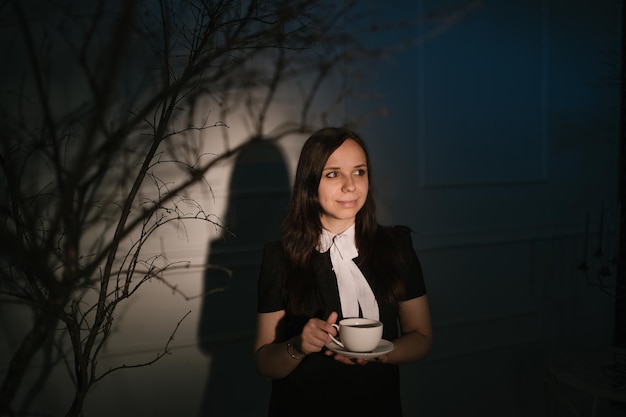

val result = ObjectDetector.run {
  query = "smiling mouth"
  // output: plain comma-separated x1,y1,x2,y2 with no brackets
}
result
338,200,358,207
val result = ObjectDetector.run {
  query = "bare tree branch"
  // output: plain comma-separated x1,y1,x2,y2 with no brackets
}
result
0,1,477,415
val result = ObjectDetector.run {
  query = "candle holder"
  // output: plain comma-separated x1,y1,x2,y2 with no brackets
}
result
577,210,625,299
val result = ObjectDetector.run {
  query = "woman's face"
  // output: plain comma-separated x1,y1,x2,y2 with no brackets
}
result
318,139,369,234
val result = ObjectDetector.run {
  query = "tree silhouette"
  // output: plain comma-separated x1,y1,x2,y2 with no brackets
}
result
0,0,475,415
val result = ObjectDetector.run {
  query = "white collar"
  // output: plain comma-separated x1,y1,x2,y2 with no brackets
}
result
317,223,356,254
316,223,379,320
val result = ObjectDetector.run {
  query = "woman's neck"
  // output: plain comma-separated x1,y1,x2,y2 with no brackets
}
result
320,218,355,235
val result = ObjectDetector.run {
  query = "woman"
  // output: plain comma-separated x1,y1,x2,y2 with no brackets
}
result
254,127,432,416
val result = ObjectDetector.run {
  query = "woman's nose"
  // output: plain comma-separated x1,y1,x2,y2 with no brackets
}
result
342,176,355,192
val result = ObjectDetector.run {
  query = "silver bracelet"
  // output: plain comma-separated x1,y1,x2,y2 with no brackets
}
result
286,341,303,360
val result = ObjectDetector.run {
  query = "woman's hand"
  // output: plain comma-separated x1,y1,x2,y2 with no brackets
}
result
325,351,389,365
298,311,339,355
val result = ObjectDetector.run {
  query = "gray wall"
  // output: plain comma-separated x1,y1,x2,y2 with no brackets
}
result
359,1,621,415
1,1,621,416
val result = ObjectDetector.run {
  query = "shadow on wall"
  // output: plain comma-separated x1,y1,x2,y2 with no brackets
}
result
197,138,290,416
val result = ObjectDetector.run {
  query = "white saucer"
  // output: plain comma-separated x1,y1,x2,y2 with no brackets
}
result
325,339,395,359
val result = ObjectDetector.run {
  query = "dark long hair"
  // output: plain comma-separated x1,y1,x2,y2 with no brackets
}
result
282,127,404,315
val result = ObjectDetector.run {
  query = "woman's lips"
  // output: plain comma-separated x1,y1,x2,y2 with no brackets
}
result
337,199,358,207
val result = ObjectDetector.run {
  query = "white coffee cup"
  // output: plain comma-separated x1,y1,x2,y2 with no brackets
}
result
329,318,383,352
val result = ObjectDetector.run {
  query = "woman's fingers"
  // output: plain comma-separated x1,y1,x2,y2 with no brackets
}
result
325,349,386,366
300,318,334,354
326,311,338,327
300,312,349,355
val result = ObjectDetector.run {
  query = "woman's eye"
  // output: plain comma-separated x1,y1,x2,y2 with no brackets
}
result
355,169,366,176
325,171,338,178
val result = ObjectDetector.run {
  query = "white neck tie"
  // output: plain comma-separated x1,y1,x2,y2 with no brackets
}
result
318,224,379,320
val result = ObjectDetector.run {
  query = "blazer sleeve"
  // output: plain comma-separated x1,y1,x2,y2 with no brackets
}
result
394,225,427,301
257,241,286,313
